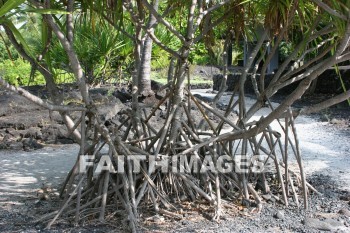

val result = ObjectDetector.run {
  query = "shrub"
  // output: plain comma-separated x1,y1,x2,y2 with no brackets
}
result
0,59,45,86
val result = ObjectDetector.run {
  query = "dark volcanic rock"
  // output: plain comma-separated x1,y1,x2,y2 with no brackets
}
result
24,127,43,140
22,138,44,151
315,69,350,94
113,90,132,102
338,208,350,217
41,124,71,144
213,73,299,95
213,69,350,95
8,141,23,150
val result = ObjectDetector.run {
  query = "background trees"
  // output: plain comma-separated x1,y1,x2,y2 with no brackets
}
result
0,0,350,232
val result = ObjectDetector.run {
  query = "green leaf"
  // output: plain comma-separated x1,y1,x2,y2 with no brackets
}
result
23,8,70,15
0,0,26,18
3,20,34,59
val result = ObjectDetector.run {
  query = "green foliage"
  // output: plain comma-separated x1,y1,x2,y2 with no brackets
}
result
151,24,183,69
0,58,74,86
151,48,170,69
0,0,26,18
231,49,243,65
47,18,124,84
0,59,44,86
279,41,293,62
189,42,211,65
0,36,19,62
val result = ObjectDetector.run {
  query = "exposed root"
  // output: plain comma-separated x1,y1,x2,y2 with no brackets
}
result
41,92,316,232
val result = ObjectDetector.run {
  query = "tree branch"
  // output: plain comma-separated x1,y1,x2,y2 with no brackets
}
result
336,21,350,55
141,0,186,42
277,44,334,86
29,0,91,105
194,10,230,43
269,23,335,85
311,0,347,20
147,31,181,59
194,0,232,32
186,0,197,40
298,90,350,115
0,77,86,112
67,0,74,43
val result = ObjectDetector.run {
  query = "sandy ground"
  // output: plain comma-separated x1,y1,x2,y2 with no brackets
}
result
0,145,78,202
192,89,350,191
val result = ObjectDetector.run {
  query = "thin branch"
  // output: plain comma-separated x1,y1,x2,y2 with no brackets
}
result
147,31,181,59
67,0,74,43
276,44,334,87
194,0,232,32
298,89,350,115
141,0,186,42
336,21,350,55
270,23,335,85
311,0,347,20
298,37,334,62
0,77,86,112
2,24,52,82
29,0,91,105
260,0,298,92
194,10,230,43
186,0,197,40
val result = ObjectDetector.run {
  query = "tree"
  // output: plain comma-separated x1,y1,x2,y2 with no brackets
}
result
0,0,350,232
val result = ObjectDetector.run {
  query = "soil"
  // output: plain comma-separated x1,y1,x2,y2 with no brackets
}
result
0,70,350,232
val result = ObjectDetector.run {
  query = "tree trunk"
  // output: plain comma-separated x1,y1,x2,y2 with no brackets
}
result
138,0,159,96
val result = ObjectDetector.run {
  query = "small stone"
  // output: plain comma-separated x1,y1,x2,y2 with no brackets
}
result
179,195,187,201
340,195,350,201
2,134,10,142
181,220,189,225
262,194,272,200
38,193,49,200
320,115,330,122
22,138,44,151
274,211,284,220
338,208,350,217
324,219,345,229
0,142,8,149
152,215,164,223
242,199,250,207
330,118,343,124
303,217,333,231
9,141,23,150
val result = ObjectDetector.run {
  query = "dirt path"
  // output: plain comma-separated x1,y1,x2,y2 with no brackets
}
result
0,144,78,201
192,89,350,191
294,117,350,191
